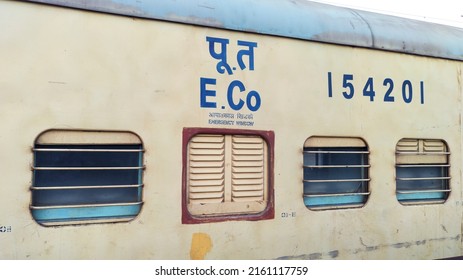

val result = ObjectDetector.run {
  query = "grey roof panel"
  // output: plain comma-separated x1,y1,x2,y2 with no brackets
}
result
22,0,463,61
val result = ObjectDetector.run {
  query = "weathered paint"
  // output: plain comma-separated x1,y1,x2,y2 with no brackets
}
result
277,235,461,259
190,233,213,260
0,0,462,260
20,0,463,61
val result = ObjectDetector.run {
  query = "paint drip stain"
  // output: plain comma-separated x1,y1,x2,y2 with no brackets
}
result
190,233,212,260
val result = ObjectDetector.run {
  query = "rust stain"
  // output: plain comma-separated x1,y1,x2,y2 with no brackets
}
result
190,233,212,260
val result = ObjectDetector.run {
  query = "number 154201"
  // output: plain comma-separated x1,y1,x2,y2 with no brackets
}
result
327,72,425,104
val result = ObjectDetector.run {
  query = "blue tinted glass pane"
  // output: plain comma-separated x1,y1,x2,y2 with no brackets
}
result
396,166,449,202
304,166,365,181
304,148,366,166
397,166,447,190
35,144,141,167
303,147,368,193
303,180,367,194
32,144,143,207
32,187,140,206
303,147,368,208
34,169,140,187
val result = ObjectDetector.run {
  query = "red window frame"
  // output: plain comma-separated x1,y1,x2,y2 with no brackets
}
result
182,127,275,224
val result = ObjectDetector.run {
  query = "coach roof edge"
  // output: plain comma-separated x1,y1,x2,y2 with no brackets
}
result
20,0,463,61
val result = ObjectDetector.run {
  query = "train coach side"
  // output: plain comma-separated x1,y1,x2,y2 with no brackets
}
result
0,0,463,259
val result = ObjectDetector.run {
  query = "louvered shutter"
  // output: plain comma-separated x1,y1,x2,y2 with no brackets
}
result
231,135,265,202
188,135,225,204
396,139,448,164
187,134,267,216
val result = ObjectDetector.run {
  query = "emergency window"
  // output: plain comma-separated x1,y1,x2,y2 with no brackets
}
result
303,137,370,210
30,130,144,226
396,138,450,204
183,128,274,223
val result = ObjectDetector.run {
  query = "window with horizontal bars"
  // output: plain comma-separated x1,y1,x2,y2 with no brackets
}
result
303,137,370,210
184,129,273,222
396,138,450,205
30,130,144,226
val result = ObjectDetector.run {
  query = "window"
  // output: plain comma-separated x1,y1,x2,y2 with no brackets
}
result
395,138,450,205
303,137,370,210
30,130,144,226
182,128,274,224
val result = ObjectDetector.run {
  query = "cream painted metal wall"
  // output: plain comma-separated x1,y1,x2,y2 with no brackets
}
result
0,1,461,259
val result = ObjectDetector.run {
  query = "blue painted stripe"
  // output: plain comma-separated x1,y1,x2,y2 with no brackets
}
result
31,204,142,223
397,192,447,202
22,0,463,61
304,195,366,208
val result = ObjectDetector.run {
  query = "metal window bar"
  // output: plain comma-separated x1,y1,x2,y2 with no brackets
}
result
304,151,370,154
303,178,370,183
30,184,143,190
396,164,450,168
396,152,450,155
303,192,370,198
399,199,447,206
30,201,143,210
396,189,451,194
31,166,145,171
304,164,370,168
32,148,144,153
307,203,367,210
396,176,451,181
